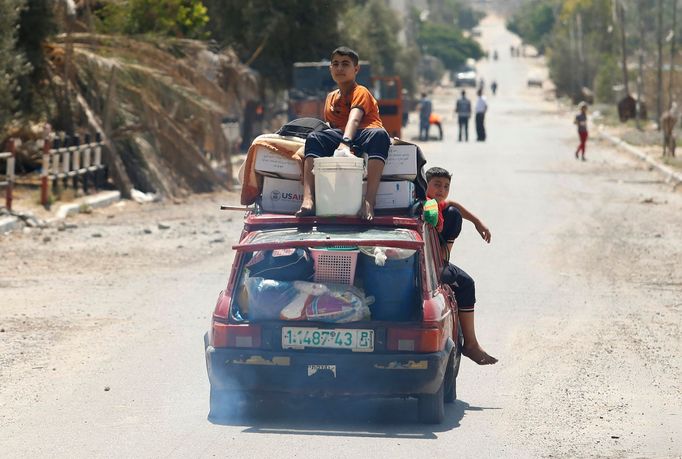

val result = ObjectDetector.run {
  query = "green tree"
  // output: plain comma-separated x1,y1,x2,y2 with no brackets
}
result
594,54,620,102
456,8,484,30
341,0,419,94
0,0,30,130
548,0,616,101
97,0,209,38
341,0,402,76
15,0,56,114
509,0,619,102
205,0,342,91
431,0,484,30
417,22,483,71
507,0,557,54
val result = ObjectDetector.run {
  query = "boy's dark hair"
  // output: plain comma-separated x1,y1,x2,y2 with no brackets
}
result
425,167,452,182
331,46,359,66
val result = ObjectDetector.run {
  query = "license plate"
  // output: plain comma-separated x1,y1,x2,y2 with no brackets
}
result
282,327,374,352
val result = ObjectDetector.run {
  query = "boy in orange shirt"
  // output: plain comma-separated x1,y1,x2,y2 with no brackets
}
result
295,47,390,220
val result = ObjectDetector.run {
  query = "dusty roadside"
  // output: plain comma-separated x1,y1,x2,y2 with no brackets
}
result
591,104,682,173
0,190,244,411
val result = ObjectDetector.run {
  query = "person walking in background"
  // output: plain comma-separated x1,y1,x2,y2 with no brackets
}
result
491,80,498,95
401,89,410,127
455,90,471,142
418,92,433,141
574,101,588,161
475,89,488,142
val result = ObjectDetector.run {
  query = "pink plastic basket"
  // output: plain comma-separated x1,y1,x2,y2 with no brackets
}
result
310,248,359,285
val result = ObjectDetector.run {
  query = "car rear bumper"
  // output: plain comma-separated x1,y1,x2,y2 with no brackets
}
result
205,335,453,398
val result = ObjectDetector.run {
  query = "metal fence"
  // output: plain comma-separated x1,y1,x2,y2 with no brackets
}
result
0,139,16,211
41,133,107,207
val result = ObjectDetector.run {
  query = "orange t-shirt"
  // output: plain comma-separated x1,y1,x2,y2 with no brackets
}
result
324,84,384,130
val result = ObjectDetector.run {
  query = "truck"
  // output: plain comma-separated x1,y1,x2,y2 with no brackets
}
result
288,61,403,139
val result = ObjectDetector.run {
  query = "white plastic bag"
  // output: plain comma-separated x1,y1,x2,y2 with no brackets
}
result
333,145,354,158
359,246,416,265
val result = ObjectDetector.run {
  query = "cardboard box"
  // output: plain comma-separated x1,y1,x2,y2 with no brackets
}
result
261,177,414,214
255,144,415,181
260,176,303,214
254,147,301,180
363,181,415,209
382,145,418,180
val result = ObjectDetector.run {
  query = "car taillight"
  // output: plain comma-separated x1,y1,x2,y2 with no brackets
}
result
212,322,261,348
386,327,443,353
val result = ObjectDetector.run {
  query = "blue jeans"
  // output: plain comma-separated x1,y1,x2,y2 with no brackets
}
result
419,118,430,140
458,116,469,141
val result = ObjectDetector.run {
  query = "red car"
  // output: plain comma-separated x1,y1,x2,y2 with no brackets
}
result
204,212,463,424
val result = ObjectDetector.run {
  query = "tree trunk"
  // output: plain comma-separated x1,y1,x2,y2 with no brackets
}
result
59,9,76,134
637,0,646,130
668,0,678,109
569,16,579,100
577,13,586,91
619,1,630,96
657,0,664,128
99,66,133,199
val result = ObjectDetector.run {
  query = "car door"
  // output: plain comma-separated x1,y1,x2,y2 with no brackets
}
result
424,224,458,338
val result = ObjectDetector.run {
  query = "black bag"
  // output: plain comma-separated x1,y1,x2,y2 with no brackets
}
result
276,117,328,139
245,248,314,281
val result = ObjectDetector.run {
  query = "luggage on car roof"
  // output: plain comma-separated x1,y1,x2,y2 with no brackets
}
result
276,117,328,139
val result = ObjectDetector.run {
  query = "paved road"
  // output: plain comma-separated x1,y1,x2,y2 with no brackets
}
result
1,15,680,458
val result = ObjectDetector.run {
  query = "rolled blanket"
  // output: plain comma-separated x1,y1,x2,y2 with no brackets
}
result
240,133,305,205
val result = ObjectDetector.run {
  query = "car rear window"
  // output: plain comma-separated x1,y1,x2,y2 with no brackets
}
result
230,226,424,324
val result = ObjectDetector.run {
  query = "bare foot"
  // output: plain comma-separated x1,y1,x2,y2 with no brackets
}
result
358,200,374,221
462,345,498,365
295,200,315,217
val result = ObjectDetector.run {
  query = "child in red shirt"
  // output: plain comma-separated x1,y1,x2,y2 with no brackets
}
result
574,101,588,161
426,167,497,365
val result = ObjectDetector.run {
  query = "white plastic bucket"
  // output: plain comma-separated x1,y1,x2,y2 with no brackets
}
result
314,157,364,216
